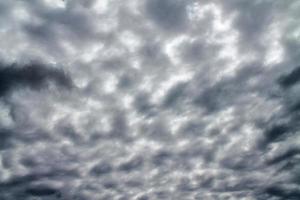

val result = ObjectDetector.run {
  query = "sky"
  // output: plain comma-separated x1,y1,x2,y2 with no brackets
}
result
0,0,300,199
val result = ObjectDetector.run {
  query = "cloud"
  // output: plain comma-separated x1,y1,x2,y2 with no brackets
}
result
0,129,14,150
24,186,60,198
144,0,189,33
0,0,300,199
0,62,72,97
89,161,113,176
278,65,300,88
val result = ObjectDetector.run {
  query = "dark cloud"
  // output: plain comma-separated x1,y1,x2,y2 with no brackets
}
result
263,185,300,200
162,82,187,108
278,65,300,88
179,40,221,66
259,123,290,148
117,156,144,172
0,128,51,151
24,186,60,197
151,150,173,166
144,0,189,33
267,147,300,165
0,62,72,97
89,161,113,176
133,92,156,117
0,129,14,150
0,170,74,190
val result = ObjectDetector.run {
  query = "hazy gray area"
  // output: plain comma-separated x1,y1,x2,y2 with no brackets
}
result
0,0,300,199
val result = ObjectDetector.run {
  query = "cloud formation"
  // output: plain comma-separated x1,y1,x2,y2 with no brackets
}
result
0,0,300,199
0,62,72,97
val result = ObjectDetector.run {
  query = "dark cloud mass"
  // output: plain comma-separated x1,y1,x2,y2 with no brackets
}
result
278,65,300,88
0,0,300,199
0,62,72,97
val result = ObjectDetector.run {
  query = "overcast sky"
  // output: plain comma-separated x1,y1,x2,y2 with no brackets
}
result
0,0,300,199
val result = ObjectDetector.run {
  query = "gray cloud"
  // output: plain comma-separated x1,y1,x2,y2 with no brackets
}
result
0,62,72,97
278,65,300,88
144,0,189,33
0,0,300,199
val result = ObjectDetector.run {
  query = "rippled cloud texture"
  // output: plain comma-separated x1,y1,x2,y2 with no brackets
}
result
0,0,300,199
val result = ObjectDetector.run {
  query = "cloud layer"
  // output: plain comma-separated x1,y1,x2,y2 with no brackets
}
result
0,0,300,199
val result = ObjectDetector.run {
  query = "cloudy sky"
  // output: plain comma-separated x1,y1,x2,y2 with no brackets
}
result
0,0,300,199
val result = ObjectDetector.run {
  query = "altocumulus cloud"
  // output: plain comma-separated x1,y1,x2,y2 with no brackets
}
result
0,0,300,199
